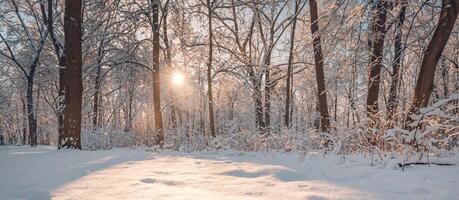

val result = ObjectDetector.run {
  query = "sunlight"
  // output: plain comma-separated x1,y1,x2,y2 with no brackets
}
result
172,72,184,86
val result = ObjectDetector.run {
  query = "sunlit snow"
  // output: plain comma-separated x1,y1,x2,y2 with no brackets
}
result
0,146,457,200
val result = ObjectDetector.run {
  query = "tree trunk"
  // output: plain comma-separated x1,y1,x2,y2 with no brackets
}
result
264,63,271,131
285,0,299,128
61,0,83,149
366,0,390,128
26,75,37,146
92,41,104,131
45,0,65,144
162,2,177,131
407,0,459,124
309,0,331,132
387,1,406,127
151,0,164,145
21,97,27,145
254,78,264,130
57,58,65,147
207,0,216,137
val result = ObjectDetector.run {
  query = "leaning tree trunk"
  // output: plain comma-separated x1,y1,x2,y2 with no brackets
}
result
61,0,83,149
207,0,216,137
387,0,407,127
309,0,331,132
151,0,164,145
407,0,459,126
366,0,390,128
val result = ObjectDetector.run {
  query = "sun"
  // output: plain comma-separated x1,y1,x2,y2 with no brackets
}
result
172,72,184,85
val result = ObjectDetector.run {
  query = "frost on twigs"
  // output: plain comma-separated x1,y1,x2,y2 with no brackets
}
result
384,95,459,169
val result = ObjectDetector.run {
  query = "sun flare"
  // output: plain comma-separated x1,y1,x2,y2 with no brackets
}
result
172,72,184,85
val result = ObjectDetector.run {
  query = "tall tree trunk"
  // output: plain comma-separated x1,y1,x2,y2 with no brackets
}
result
92,41,104,131
387,1,406,127
162,2,177,131
407,0,459,124
44,0,65,145
455,30,459,114
57,59,65,147
366,0,390,128
151,0,164,145
26,76,37,146
61,0,83,149
284,0,299,128
309,0,330,132
207,0,216,137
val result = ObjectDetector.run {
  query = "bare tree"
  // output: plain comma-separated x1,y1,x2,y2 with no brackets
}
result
366,0,390,128
0,0,49,146
386,0,407,127
150,0,164,145
309,0,330,132
407,0,459,126
284,0,300,128
207,0,216,137
61,0,83,149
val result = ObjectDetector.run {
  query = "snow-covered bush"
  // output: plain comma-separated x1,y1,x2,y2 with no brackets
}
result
384,94,459,166
81,128,137,150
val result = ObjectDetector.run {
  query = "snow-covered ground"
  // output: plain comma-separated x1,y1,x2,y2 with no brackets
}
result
0,146,458,200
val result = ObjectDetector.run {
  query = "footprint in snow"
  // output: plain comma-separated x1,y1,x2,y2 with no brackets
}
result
140,178,156,184
161,180,184,186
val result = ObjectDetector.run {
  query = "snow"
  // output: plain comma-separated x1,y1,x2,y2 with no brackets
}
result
1,146,458,200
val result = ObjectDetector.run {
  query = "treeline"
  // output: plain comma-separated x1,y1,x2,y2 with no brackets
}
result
0,0,458,154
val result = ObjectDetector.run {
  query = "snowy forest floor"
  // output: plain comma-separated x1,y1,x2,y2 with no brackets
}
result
0,146,458,200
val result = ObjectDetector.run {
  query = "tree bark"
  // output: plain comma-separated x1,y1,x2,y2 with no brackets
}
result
366,0,390,128
207,0,216,137
26,76,37,146
44,0,66,145
151,0,164,145
264,59,271,131
93,41,104,131
387,1,406,127
61,0,83,149
407,0,459,124
309,0,331,132
285,0,299,128
21,97,27,145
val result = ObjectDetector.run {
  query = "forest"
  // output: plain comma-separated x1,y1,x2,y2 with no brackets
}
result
0,0,458,199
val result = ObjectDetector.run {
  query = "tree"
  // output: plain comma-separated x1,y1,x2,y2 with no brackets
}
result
309,0,330,132
366,0,390,128
150,0,164,145
61,0,83,149
0,0,48,146
284,0,300,128
41,0,66,143
386,0,407,127
407,0,459,125
207,0,216,137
